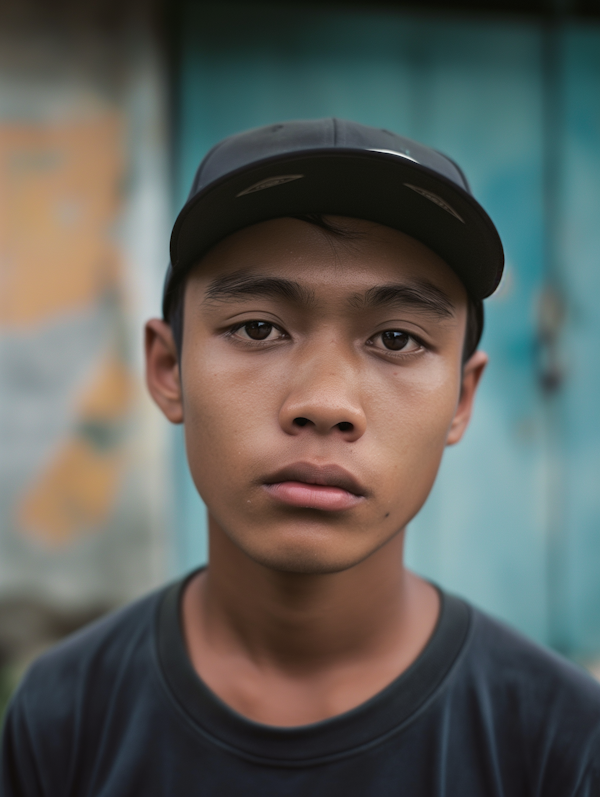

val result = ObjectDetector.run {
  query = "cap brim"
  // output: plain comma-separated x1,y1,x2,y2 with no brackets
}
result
166,149,503,316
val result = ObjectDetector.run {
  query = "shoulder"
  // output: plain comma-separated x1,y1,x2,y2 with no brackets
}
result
21,584,164,706
454,601,600,792
464,605,600,713
1,584,169,796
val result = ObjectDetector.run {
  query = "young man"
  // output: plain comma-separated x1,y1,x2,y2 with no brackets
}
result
2,118,600,795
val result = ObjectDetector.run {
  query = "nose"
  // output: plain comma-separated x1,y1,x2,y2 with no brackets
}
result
278,350,367,442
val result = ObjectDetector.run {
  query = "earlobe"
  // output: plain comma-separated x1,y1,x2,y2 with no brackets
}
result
446,350,488,446
145,319,184,424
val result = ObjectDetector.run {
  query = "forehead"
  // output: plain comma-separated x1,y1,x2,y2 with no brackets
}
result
186,216,467,307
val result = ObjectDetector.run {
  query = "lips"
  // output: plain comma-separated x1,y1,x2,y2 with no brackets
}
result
262,462,367,511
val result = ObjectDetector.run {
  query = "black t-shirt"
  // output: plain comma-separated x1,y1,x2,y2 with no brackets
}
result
2,575,600,796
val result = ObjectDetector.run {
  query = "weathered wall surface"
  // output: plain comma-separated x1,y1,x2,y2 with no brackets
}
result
0,4,172,674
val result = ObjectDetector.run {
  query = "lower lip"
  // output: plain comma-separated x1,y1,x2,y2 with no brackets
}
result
264,481,363,511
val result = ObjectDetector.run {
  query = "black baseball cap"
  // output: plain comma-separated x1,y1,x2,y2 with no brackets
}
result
163,118,504,318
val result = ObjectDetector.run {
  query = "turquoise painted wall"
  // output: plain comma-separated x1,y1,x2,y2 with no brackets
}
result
173,2,600,657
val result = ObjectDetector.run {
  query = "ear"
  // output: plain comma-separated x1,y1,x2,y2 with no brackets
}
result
145,318,183,424
446,350,488,446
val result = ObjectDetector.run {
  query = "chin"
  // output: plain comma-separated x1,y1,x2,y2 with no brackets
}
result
250,550,360,576
234,528,377,576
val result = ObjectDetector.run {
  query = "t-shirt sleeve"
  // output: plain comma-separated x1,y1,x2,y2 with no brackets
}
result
1,692,45,797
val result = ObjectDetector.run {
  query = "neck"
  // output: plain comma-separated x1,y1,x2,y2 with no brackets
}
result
183,517,438,694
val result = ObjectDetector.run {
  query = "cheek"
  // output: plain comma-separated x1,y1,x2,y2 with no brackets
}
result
180,347,282,497
402,381,459,449
366,366,461,480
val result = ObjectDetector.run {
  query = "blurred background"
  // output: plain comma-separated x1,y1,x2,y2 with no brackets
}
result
1,0,600,714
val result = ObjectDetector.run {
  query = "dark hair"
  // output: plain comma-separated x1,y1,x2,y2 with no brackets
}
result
166,214,484,363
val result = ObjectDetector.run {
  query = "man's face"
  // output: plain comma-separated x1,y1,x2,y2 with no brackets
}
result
151,217,484,575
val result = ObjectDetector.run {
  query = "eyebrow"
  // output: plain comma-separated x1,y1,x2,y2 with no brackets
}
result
202,271,455,319
203,272,316,307
349,281,455,319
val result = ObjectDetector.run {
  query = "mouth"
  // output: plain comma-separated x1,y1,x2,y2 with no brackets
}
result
262,462,367,512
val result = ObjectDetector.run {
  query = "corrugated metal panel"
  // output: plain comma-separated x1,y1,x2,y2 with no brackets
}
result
174,2,600,655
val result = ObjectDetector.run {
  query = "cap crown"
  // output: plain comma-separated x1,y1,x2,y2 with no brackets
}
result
164,117,504,317
190,118,469,198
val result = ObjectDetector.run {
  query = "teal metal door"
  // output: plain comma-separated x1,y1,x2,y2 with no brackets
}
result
173,2,600,659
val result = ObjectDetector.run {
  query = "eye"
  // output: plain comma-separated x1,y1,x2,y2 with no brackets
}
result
370,330,421,352
232,321,284,342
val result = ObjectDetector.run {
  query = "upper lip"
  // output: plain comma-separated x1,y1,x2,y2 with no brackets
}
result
263,462,367,497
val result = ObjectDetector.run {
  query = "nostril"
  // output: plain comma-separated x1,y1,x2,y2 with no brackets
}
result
337,422,353,432
294,417,310,427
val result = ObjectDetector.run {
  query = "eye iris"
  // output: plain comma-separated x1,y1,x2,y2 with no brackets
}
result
382,330,409,350
245,321,273,340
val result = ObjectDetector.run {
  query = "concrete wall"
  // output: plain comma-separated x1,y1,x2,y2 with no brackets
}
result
0,2,172,677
